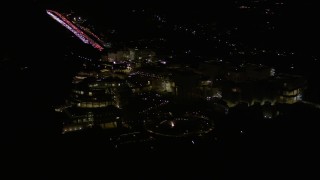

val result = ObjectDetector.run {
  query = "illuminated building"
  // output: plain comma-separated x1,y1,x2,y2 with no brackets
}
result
277,74,307,104
196,61,307,106
105,49,157,67
62,106,122,133
60,75,128,133
129,70,177,95
69,77,125,108
59,57,132,133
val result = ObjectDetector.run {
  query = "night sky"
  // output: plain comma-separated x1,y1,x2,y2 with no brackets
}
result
4,1,319,55
35,1,319,51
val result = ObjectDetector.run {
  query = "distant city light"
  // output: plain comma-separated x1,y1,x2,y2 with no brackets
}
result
160,61,167,65
170,121,175,128
270,68,276,76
